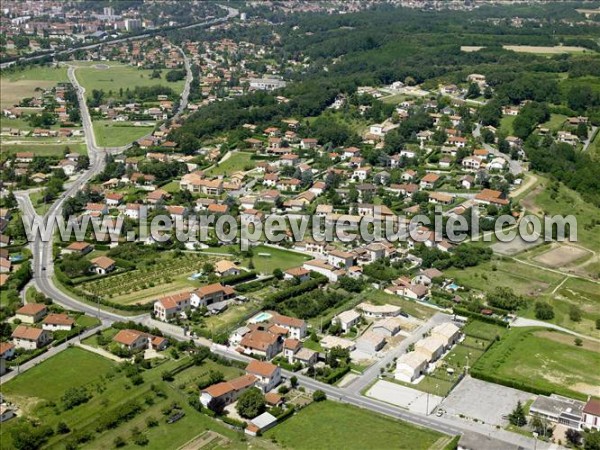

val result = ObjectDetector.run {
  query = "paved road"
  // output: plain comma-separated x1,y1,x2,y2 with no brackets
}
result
473,124,524,175
512,317,600,343
345,312,451,395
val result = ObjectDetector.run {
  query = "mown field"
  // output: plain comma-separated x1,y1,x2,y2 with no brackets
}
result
0,348,252,450
75,64,186,100
206,151,255,176
93,120,154,147
472,327,600,400
0,65,68,108
0,143,88,157
264,400,448,450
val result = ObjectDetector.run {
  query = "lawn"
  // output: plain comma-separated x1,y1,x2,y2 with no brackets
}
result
0,65,68,108
540,114,567,132
0,349,249,450
93,120,154,147
264,401,447,450
499,115,516,135
472,327,600,400
74,63,186,100
0,347,115,403
206,151,254,176
244,245,312,275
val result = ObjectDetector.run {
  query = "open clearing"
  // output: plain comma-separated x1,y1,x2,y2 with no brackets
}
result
0,143,88,157
533,244,591,268
264,400,445,450
473,327,600,399
503,45,592,54
460,46,485,52
0,65,68,108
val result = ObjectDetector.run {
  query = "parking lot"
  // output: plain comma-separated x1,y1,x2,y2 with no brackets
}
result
440,376,534,426
366,379,443,414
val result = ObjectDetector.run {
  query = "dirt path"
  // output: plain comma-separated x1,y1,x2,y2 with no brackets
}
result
510,173,538,199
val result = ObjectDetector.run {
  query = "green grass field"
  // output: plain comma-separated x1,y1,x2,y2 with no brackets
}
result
264,401,447,450
246,245,312,274
473,327,600,400
0,65,68,108
540,114,567,132
590,128,600,160
0,348,250,450
75,64,186,100
499,115,516,135
206,151,255,176
0,143,88,157
94,121,154,147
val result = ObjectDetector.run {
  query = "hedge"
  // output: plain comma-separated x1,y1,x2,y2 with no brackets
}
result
220,271,257,286
264,275,327,305
221,416,247,429
321,366,350,385
452,307,508,327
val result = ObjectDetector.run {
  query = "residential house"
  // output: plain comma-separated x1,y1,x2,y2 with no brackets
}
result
15,304,48,324
200,374,257,408
214,260,241,277
283,267,310,282
239,329,281,360
153,292,191,322
332,310,361,332
431,322,461,349
328,250,354,269
12,325,52,350
191,283,235,308
415,336,445,361
271,313,307,339
62,241,93,256
420,173,440,189
395,351,429,382
355,331,386,355
0,342,15,360
356,302,400,319
42,313,75,331
582,398,600,431
372,317,403,337
90,256,116,275
245,360,281,393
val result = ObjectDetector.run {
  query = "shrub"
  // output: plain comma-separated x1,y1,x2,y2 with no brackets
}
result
312,390,327,402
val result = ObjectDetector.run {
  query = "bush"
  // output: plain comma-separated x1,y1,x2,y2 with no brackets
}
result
114,436,126,448
312,390,327,402
534,301,554,320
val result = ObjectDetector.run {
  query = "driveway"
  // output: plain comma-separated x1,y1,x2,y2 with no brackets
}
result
366,379,444,414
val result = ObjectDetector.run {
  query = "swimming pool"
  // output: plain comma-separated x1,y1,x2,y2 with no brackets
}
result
249,312,273,324
447,283,460,291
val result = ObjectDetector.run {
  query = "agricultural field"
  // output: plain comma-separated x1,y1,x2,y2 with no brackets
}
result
75,252,223,306
472,327,600,400
0,348,252,450
74,63,186,100
93,120,154,148
502,45,593,55
264,400,447,450
206,151,255,176
0,65,68,108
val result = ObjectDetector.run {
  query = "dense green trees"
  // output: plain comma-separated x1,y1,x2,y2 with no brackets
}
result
236,388,266,419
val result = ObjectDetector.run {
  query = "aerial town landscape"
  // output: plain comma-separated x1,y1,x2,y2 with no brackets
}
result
0,1,599,449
